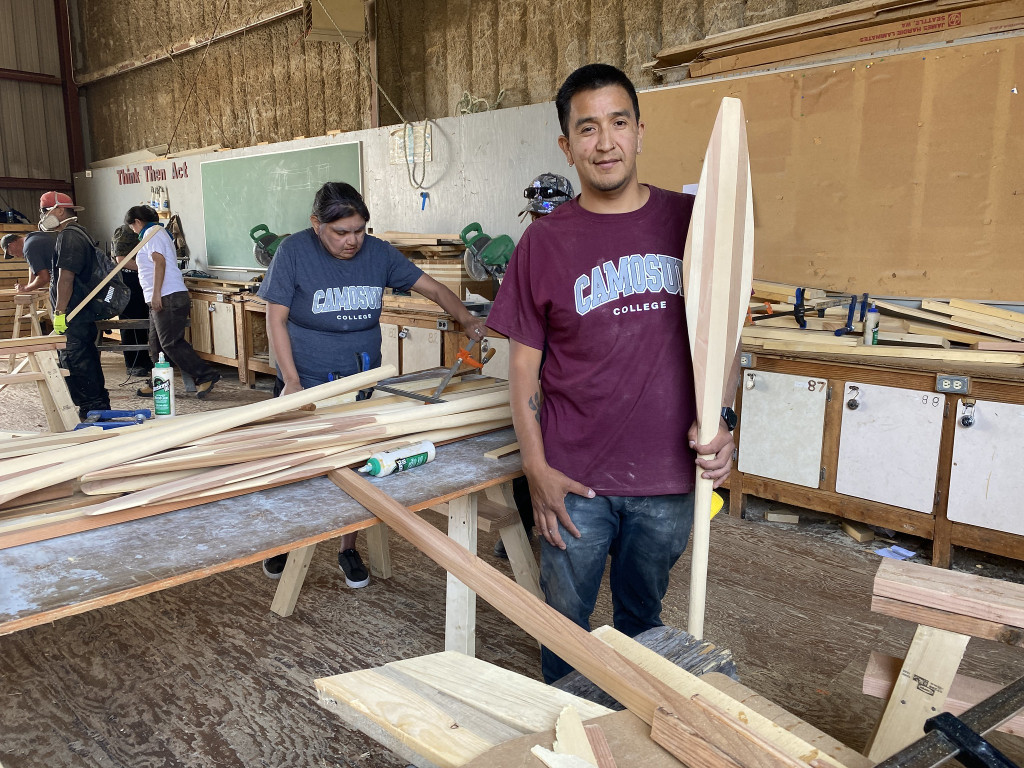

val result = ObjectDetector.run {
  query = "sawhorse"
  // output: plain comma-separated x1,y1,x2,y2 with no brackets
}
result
862,558,1024,761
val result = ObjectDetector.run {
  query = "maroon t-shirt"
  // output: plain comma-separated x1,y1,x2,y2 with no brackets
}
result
487,185,697,496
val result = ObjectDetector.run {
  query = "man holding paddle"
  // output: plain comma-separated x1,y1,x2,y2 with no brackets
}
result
486,64,738,683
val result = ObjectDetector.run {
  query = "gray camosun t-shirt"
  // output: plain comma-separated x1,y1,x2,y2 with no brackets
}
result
258,228,423,387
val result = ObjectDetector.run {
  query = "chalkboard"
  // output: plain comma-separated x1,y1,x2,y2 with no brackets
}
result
200,142,361,269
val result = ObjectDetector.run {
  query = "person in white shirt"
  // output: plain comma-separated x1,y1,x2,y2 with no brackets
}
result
125,205,221,399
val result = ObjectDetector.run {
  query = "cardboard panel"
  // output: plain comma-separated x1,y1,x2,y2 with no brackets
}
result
209,302,236,359
948,398,1024,536
638,36,1024,300
381,323,399,373
481,336,509,381
836,382,944,513
737,369,828,487
401,326,441,373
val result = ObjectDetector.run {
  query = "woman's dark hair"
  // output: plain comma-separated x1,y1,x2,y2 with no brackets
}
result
312,182,370,223
555,63,640,137
124,205,159,226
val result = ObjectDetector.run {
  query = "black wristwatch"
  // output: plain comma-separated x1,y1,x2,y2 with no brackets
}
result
721,406,738,432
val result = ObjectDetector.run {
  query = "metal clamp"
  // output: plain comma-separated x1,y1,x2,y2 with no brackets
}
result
398,326,410,339
846,385,861,410
745,372,756,391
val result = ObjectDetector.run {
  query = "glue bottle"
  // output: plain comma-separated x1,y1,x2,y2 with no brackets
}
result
863,301,879,346
152,353,175,418
359,441,436,477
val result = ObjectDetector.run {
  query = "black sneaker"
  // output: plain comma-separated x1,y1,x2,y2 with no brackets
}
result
262,554,287,579
338,549,370,588
196,373,222,400
493,537,508,559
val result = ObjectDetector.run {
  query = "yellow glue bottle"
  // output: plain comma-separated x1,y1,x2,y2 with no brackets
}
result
359,441,436,477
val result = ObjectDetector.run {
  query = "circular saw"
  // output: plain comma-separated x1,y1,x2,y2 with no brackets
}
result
460,222,514,282
250,224,289,267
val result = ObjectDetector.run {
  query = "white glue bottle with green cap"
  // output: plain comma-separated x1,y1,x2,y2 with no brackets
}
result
359,441,435,477
863,301,880,346
152,353,175,418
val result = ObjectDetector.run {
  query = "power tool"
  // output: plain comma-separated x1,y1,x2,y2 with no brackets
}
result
250,224,289,267
460,222,514,282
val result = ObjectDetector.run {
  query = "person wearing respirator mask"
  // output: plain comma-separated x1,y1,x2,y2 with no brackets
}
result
40,191,111,420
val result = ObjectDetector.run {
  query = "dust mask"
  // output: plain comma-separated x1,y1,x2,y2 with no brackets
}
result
39,208,73,231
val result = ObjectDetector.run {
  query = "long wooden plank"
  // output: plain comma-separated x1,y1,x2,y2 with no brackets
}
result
872,300,1023,342
758,340,1024,364
871,596,1024,646
0,366,394,507
593,626,873,768
948,299,1024,325
682,97,755,639
65,225,159,323
874,558,1024,628
920,300,1024,334
329,469,847,768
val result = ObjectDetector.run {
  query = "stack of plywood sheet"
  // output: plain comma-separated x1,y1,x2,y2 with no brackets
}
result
745,281,1024,367
0,367,511,551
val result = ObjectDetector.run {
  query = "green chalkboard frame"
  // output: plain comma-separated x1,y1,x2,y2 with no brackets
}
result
200,141,362,269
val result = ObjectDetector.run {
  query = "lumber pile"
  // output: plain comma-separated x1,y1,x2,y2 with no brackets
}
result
0,260,32,340
652,0,1024,78
0,366,512,551
374,231,466,258
744,282,1024,367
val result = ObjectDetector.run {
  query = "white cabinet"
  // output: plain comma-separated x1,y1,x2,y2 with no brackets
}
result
947,398,1024,536
835,382,944,514
737,370,828,488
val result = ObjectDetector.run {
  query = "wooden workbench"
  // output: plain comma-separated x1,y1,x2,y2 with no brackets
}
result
0,429,523,638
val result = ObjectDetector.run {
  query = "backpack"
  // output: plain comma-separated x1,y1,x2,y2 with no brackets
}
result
58,223,131,320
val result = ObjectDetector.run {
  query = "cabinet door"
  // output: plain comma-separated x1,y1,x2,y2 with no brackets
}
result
401,326,441,373
481,337,509,381
209,301,236,358
948,398,1024,536
836,382,944,514
737,370,828,488
189,299,213,353
381,323,399,373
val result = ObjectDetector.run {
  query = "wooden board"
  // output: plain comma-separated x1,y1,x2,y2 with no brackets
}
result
835,382,944,514
873,558,1024,628
736,370,828,488
402,325,442,373
637,37,1024,300
209,301,236,359
681,97,755,640
947,398,1024,537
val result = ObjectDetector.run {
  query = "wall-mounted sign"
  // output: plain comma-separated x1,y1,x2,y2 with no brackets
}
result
117,162,188,186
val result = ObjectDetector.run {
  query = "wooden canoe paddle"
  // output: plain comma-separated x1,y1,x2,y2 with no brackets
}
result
682,97,755,639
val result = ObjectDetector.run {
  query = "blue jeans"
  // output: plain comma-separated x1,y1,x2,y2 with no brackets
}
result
540,492,695,683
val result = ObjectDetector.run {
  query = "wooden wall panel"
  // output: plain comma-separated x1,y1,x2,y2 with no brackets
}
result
74,0,848,158
0,0,70,189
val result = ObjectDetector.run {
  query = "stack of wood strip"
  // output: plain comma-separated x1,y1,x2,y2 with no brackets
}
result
0,366,512,551
374,231,466,258
744,281,1024,367
0,261,31,340
652,0,1022,78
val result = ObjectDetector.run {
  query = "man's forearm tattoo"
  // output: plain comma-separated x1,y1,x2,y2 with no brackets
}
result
528,391,542,424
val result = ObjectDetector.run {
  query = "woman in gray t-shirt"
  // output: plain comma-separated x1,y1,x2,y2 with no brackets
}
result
257,181,486,587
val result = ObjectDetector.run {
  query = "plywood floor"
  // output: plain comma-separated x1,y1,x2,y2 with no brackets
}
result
1,356,1022,766
1,502,1022,768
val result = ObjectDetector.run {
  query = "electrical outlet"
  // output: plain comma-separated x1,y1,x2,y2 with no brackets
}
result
935,374,970,394
740,352,755,368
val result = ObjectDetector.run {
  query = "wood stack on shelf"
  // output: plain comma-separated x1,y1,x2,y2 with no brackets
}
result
743,281,1024,367
0,259,31,342
375,231,494,300
0,367,511,551
652,0,1024,79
